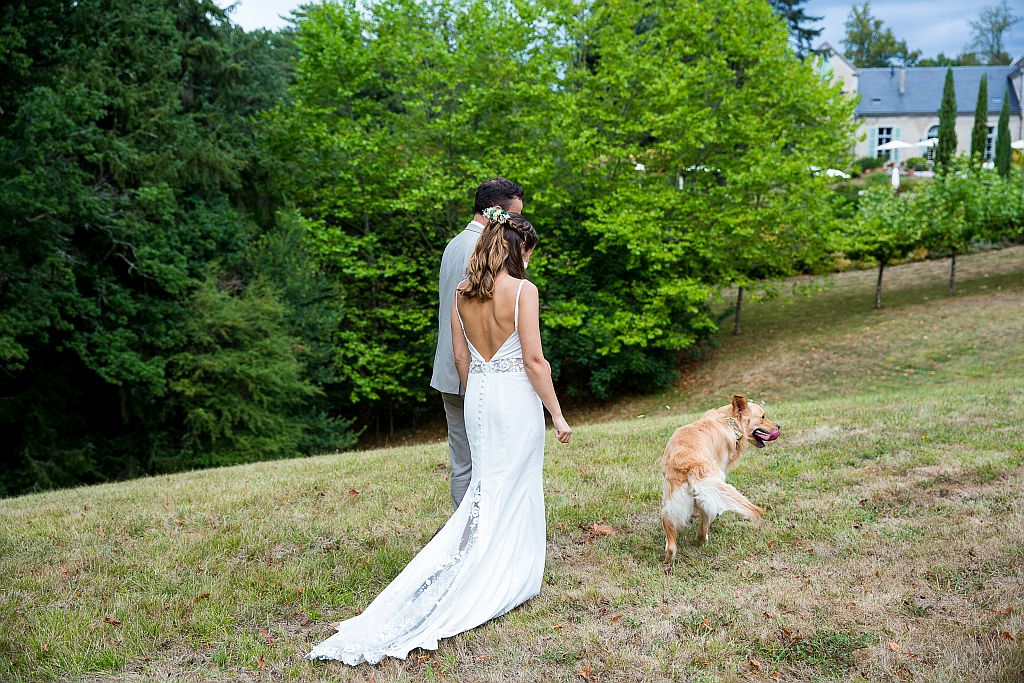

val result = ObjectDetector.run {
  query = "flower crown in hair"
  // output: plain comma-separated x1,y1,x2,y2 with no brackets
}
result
481,206,510,225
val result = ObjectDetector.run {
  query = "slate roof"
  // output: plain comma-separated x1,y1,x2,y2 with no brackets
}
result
856,65,1022,116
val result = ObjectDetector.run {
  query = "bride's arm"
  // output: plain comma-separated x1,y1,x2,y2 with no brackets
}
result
518,282,572,443
450,290,470,391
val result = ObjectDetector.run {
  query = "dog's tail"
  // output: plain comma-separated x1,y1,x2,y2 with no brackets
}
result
689,477,764,521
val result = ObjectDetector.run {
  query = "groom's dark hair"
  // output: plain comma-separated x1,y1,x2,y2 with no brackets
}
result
474,177,524,213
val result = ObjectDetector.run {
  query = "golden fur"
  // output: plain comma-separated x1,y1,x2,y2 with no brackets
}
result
660,394,780,571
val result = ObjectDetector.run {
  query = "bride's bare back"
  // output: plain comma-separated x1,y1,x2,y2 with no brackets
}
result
456,274,523,362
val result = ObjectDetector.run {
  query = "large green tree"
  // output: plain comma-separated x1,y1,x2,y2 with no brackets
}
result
842,2,921,67
266,0,855,403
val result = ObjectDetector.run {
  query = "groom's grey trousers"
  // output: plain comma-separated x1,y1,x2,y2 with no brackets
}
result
430,221,484,510
440,392,472,509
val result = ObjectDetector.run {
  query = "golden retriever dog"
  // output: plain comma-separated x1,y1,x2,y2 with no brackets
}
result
660,394,780,570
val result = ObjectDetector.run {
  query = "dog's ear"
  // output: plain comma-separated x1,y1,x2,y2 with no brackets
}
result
731,394,749,414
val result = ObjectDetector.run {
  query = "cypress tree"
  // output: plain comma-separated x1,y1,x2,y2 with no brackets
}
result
994,87,1011,176
970,74,988,160
936,67,958,169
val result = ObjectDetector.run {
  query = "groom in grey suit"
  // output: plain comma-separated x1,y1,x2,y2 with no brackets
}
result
430,178,524,510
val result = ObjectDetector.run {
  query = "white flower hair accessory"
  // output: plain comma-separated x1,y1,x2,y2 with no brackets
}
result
482,206,510,224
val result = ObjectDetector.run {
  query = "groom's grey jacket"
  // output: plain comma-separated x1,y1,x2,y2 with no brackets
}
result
430,221,484,395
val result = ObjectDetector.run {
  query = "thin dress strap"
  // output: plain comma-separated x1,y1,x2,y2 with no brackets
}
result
513,279,526,329
454,283,470,341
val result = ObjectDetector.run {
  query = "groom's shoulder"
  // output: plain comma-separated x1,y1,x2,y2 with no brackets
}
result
442,227,477,257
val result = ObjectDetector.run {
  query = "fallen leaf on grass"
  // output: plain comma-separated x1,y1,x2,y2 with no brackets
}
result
889,641,900,652
41,641,48,652
1000,631,1016,641
416,654,430,663
583,523,616,536
552,623,565,631
256,653,265,669
260,627,275,646
346,488,360,497
475,654,491,661
579,664,596,681
994,606,1013,616
749,657,763,672
103,616,121,626
609,614,621,624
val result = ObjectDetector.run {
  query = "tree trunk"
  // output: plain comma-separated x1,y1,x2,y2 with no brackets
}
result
732,286,744,335
949,248,957,295
875,261,885,309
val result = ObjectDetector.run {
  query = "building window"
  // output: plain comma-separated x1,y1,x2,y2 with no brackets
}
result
926,125,939,162
877,127,893,159
985,126,995,160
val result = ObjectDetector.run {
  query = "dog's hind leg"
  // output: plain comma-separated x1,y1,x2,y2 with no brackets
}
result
697,506,710,545
662,515,678,571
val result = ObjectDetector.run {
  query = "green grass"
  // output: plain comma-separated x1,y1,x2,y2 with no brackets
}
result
2,247,1023,682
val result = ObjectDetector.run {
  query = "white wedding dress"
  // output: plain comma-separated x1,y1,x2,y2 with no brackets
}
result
306,280,546,665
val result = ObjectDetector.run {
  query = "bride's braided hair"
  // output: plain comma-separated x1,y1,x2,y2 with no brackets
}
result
460,210,538,300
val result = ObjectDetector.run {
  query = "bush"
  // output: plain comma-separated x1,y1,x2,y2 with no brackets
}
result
905,157,930,171
856,156,885,171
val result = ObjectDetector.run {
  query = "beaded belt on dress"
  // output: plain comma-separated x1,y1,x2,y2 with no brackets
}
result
469,357,526,374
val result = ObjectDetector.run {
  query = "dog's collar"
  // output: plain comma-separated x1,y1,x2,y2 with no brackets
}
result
725,417,743,443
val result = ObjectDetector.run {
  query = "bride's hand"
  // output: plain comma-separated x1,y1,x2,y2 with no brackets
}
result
552,415,572,444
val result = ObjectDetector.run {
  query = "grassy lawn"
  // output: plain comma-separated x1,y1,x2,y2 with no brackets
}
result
1,247,1022,682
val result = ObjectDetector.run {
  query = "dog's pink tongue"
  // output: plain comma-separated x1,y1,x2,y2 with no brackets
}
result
765,428,780,441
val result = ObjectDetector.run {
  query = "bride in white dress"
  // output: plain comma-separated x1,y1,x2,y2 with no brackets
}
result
305,207,572,666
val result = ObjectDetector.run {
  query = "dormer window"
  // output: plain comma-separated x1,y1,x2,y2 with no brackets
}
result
871,97,882,105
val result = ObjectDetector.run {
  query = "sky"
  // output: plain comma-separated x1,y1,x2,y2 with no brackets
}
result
215,0,1024,61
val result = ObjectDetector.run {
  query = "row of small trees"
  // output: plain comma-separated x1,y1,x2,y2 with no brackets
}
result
843,161,1023,309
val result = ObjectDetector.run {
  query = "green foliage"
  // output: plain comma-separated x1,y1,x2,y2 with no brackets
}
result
0,0,351,496
842,2,921,67
936,68,958,168
836,160,1024,306
770,0,823,57
856,155,886,171
918,52,983,67
994,89,1012,176
970,74,989,160
841,186,923,267
904,157,929,171
163,273,324,469
266,0,856,401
